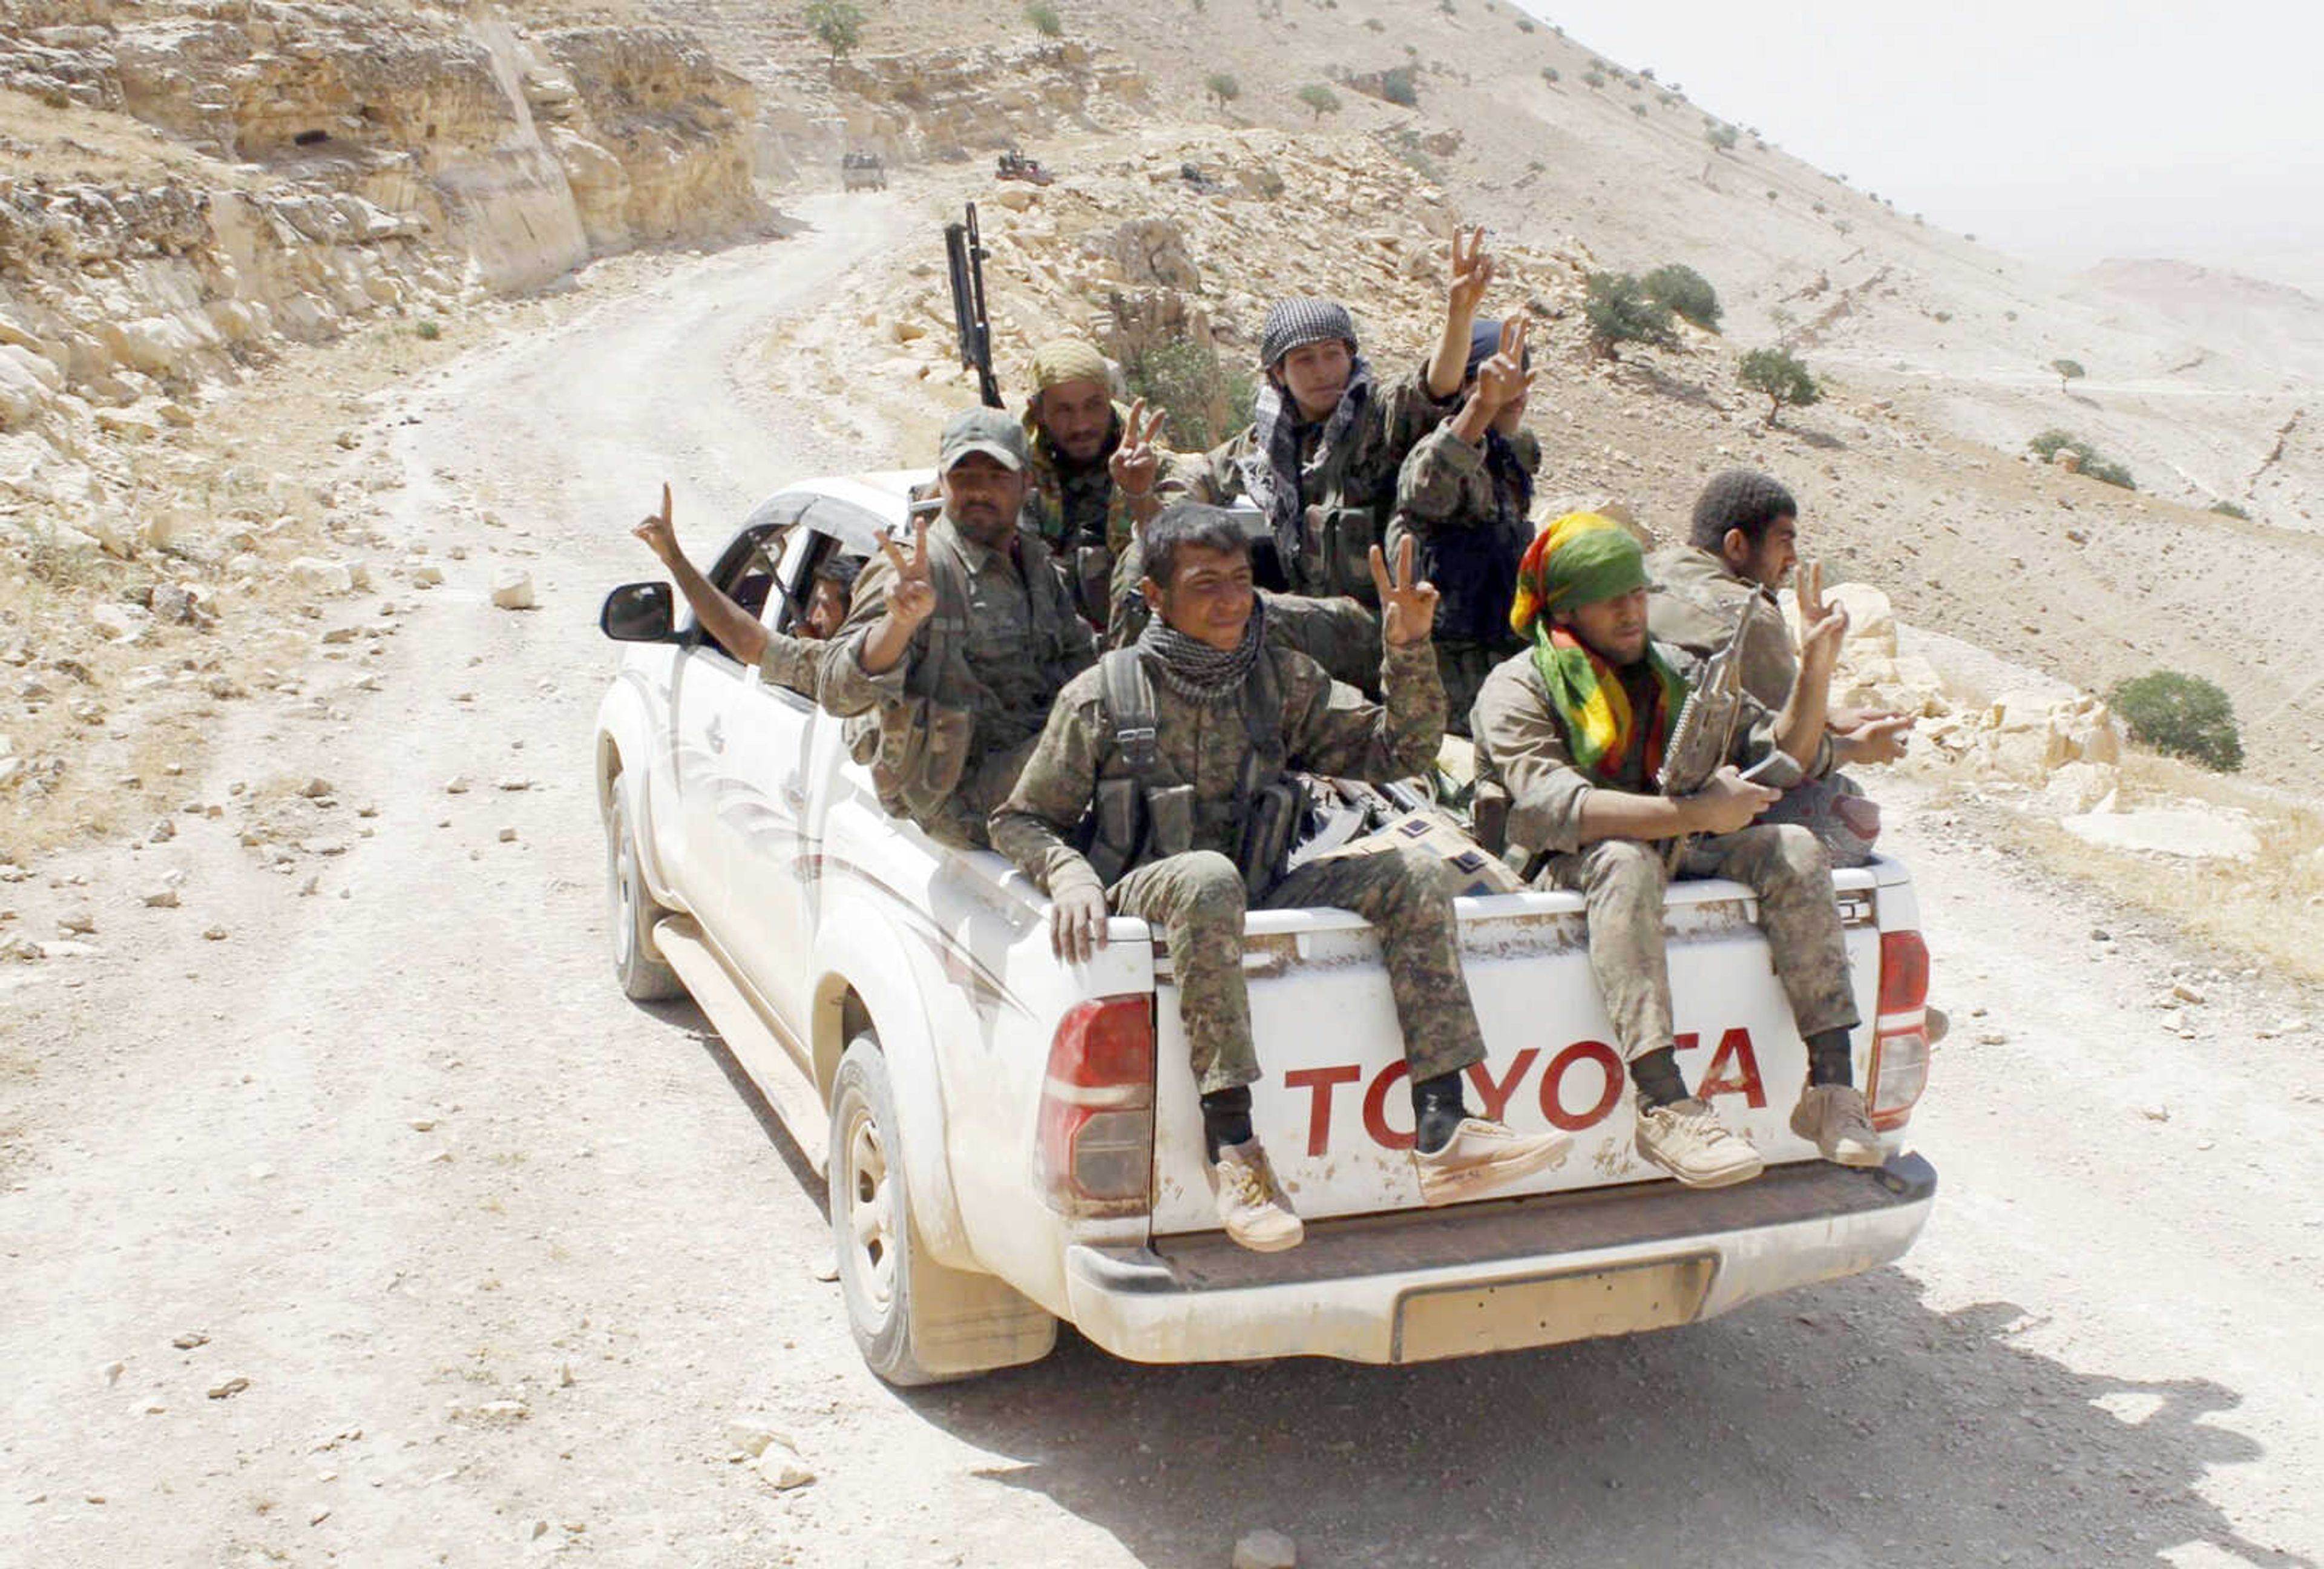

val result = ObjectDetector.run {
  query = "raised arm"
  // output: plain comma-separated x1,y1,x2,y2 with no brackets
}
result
1283,540,1446,778
633,483,766,666
1427,225,1495,400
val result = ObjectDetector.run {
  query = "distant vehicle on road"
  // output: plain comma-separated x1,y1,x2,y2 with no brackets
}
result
841,151,886,192
593,475,1939,1386
995,149,1053,186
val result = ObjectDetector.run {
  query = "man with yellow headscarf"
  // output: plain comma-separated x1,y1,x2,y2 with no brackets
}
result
1469,513,1885,1188
1017,337,1172,642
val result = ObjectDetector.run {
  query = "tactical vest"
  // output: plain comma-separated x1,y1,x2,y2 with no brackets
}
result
1080,648,1302,898
849,528,1084,826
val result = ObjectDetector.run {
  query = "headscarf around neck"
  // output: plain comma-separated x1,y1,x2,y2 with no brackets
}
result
1236,353,1376,556
1136,590,1267,702
1511,512,1686,778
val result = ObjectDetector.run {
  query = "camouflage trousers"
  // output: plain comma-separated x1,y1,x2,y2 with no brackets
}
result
1112,844,1489,1094
1540,825,1859,1064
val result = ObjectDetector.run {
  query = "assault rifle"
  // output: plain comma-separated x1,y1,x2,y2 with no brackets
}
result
1655,593,1777,869
942,203,1003,409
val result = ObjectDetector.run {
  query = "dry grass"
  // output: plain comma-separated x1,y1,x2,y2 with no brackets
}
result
2001,750,2324,984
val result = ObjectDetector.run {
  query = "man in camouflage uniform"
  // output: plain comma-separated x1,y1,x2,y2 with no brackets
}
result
993,505,1569,1252
1014,337,1173,643
1152,227,1502,688
1469,512,1884,1189
819,407,1096,849
1646,469,1914,865
630,484,856,699
1390,315,1543,734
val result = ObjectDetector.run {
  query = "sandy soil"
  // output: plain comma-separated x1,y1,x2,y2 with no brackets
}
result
3,192,2320,1569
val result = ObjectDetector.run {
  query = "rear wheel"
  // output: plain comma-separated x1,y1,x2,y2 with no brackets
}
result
605,774,683,1001
829,1037,951,1386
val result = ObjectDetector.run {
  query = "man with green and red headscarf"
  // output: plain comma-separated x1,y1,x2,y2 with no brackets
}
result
1469,512,1886,1188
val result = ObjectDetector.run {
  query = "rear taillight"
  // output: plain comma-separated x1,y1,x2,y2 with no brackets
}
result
1036,996,1155,1216
1868,930,1931,1131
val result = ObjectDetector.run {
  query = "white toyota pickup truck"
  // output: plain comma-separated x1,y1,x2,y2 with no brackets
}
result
594,474,1938,1386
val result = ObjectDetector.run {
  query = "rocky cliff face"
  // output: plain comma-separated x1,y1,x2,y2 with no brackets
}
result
0,0,764,550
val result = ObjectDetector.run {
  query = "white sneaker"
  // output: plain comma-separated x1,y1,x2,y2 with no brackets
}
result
1411,1118,1572,1207
1790,1084,1885,1168
1635,1097,1765,1188
1207,1139,1304,1252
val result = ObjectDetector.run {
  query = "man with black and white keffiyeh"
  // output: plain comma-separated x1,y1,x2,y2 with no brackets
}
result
1143,227,1502,689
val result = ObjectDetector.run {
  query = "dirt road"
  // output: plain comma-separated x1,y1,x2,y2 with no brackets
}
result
4,194,2319,1568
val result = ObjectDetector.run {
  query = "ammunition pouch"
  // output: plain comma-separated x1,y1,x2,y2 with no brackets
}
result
1238,777,1302,900
862,696,976,822
1303,504,1382,606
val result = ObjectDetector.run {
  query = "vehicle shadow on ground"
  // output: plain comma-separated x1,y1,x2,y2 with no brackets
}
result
905,1269,2308,1569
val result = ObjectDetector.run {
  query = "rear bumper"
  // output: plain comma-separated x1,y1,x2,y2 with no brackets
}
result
1063,1155,1935,1364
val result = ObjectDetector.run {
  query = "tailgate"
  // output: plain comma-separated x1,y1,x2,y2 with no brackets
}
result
1148,869,1885,1234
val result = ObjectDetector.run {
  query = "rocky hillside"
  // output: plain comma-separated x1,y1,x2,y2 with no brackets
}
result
0,0,767,849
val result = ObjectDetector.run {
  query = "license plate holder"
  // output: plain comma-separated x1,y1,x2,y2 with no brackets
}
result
1392,1256,1717,1362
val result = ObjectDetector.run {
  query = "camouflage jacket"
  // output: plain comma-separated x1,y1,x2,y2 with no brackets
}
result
1390,422,1542,648
757,633,824,699
1645,545,1797,708
1019,401,1170,634
1159,360,1459,601
818,515,1095,825
1468,648,1817,866
993,637,1446,898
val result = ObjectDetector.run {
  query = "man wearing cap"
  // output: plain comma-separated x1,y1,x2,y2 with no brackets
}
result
1468,513,1885,1188
1016,337,1173,640
1390,315,1541,733
992,506,1572,1252
1647,469,1914,865
818,406,1097,849
1158,227,1500,687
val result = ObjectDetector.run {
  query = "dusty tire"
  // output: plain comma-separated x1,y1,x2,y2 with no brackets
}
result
605,776,684,1001
829,1036,959,1387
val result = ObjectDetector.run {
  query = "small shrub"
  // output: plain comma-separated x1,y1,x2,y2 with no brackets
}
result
1658,91,1678,107
416,319,442,340
1641,65,1657,80
2210,499,2251,520
1630,101,1647,117
1204,71,1241,110
1932,310,1952,323
1540,65,1560,85
1515,14,1534,30
1380,64,1418,105
1122,340,1250,452
2050,357,2086,389
1298,83,1341,119
1739,345,1819,425
2109,671,2243,772
1705,123,1737,152
1765,188,1778,201
2029,428,2136,490
1581,69,1606,89
1581,271,1677,360
1023,1,1062,35
1643,263,1721,331
1364,15,1384,27
1385,128,1442,182
804,0,866,73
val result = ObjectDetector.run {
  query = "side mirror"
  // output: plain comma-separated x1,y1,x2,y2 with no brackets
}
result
600,581,676,642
